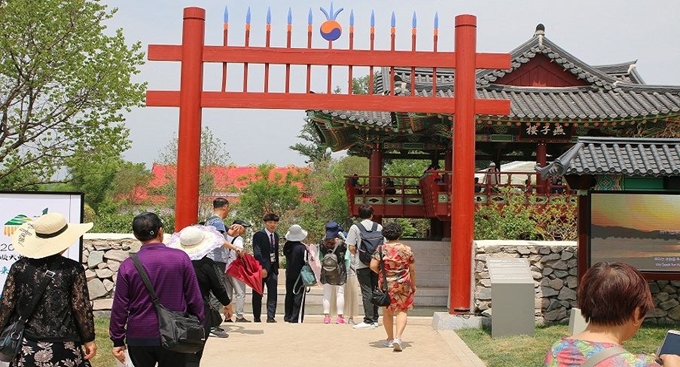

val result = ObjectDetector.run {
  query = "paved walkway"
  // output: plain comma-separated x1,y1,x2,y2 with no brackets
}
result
199,315,486,366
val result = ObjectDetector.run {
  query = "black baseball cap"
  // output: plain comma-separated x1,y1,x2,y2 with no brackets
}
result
232,219,252,227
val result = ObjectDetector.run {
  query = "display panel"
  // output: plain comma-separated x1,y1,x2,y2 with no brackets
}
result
590,191,680,272
0,191,84,292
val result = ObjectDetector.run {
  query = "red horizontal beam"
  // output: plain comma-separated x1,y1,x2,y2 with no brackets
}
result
147,91,462,114
475,99,511,115
149,44,463,68
476,53,512,70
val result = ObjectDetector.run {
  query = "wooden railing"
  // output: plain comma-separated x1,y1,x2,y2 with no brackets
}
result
345,172,574,218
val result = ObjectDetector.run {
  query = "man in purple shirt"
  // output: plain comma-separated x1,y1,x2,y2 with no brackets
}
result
110,212,204,367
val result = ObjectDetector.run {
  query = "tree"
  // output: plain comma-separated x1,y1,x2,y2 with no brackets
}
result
234,163,303,228
155,127,231,217
0,0,145,189
60,143,135,214
289,117,331,164
109,162,152,210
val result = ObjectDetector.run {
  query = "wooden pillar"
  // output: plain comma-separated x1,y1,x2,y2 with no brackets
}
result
444,150,453,239
369,144,383,223
577,191,590,281
175,7,205,229
450,15,477,312
536,141,547,194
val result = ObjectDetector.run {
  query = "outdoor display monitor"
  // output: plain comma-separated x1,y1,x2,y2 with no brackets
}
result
590,191,680,272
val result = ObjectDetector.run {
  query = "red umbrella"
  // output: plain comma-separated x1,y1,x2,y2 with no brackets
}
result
226,253,263,295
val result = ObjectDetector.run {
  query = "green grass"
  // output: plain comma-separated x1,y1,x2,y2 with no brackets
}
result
456,323,680,367
92,317,116,367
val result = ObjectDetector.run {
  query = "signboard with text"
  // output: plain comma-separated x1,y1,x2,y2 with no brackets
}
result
0,192,84,293
519,123,572,141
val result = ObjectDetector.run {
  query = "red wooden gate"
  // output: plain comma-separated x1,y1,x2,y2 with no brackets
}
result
146,6,510,313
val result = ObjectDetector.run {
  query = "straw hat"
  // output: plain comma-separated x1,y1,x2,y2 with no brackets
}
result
11,213,93,259
285,224,308,242
166,225,225,260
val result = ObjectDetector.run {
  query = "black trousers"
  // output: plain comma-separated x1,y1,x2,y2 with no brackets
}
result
252,271,278,320
128,345,186,367
356,267,379,324
284,273,305,322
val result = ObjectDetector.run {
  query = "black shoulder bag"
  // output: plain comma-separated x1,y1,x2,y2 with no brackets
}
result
0,261,59,362
370,246,391,307
131,254,205,354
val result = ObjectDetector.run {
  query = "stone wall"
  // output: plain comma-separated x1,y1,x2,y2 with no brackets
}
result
82,236,680,324
83,235,142,300
473,240,578,323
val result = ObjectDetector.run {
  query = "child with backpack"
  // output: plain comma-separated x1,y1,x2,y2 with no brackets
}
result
319,221,350,324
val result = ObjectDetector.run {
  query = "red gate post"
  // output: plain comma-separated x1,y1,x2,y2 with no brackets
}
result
175,7,206,229
450,14,478,313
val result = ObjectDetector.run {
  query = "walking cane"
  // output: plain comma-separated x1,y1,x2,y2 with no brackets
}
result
298,286,306,323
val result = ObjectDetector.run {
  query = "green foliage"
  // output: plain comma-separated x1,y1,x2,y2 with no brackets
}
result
108,162,153,212
92,210,175,233
293,157,359,242
234,164,303,228
533,195,578,241
383,158,431,237
64,147,124,213
0,0,145,189
91,212,133,233
83,204,96,223
474,189,577,241
289,117,331,164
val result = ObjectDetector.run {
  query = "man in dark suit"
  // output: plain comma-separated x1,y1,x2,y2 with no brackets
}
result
252,213,280,323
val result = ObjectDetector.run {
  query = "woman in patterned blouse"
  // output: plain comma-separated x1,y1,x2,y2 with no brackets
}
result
1,213,96,366
544,262,680,366
370,222,416,352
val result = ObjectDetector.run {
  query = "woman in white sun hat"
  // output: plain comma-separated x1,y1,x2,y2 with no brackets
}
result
282,224,309,323
1,212,96,366
166,225,232,367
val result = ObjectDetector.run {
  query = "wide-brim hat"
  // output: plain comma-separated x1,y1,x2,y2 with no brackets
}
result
285,224,308,242
166,225,225,260
12,213,93,259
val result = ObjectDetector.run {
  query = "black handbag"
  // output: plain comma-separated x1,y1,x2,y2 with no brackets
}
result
0,262,59,362
131,254,205,354
370,246,391,307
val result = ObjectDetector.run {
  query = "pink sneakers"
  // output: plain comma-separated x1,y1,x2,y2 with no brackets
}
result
323,316,331,324
336,317,346,324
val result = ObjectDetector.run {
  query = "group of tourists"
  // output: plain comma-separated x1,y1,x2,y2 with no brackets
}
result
6,203,680,366
0,201,418,366
282,203,417,353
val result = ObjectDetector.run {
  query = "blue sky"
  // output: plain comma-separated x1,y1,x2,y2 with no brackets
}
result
101,0,680,167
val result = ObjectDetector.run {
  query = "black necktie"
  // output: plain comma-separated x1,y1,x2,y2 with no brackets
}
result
270,233,275,252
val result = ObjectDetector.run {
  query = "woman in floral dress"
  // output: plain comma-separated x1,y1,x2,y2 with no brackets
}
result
370,222,416,352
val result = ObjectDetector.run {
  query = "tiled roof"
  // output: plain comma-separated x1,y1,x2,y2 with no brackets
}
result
308,27,680,151
592,61,644,84
476,35,620,89
315,110,393,127
536,137,680,177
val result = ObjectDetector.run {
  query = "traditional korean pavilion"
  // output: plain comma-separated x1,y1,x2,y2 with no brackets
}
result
307,24,680,235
